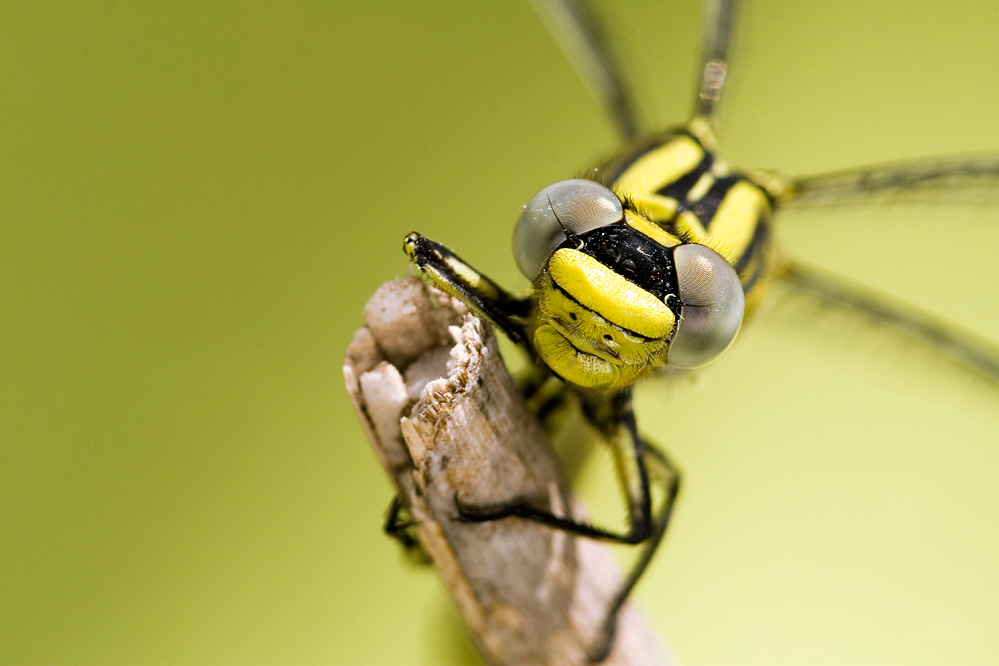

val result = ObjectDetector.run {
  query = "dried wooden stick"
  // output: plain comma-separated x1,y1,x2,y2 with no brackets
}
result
343,276,671,666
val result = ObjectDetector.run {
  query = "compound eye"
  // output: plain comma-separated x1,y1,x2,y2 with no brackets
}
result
513,179,623,278
668,244,745,369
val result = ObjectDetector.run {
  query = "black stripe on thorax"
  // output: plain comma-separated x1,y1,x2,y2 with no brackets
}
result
677,175,739,228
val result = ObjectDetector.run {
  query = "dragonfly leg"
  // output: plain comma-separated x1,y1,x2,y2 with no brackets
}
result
581,390,682,662
384,495,432,565
404,232,532,346
456,389,681,662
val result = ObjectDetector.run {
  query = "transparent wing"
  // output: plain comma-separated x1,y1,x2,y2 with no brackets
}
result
692,0,741,124
529,0,642,140
780,261,999,384
783,153,999,208
530,0,743,137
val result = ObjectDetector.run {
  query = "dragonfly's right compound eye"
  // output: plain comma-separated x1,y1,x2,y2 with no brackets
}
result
667,243,745,369
513,179,623,279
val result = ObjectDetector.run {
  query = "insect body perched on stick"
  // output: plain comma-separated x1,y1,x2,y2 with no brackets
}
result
374,0,999,662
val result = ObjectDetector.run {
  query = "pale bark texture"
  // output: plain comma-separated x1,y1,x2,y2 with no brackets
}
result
343,276,671,666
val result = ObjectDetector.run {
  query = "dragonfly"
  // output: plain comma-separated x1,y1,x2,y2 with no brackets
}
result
391,0,999,660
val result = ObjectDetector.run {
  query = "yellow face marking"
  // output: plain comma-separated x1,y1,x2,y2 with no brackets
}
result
538,287,624,362
533,324,621,389
547,249,675,339
531,270,671,389
623,210,681,249
536,275,667,365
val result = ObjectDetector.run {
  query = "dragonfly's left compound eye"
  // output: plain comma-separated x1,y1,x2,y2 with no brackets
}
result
668,244,745,369
513,179,623,279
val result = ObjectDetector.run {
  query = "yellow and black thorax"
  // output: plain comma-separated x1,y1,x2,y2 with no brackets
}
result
405,121,777,392
518,121,775,390
599,121,778,311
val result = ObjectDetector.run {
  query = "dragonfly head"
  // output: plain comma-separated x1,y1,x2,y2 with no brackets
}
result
514,179,746,389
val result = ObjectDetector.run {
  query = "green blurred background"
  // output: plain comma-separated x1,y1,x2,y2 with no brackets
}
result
3,1,999,664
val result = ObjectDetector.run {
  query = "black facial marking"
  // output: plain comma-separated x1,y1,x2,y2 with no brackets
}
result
559,223,681,313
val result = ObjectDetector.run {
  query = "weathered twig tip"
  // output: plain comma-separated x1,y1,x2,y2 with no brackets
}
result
344,277,671,666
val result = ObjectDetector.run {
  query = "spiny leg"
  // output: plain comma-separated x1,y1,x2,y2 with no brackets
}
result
404,232,532,345
586,446,680,662
456,389,653,543
406,232,581,431
529,0,642,141
582,391,681,662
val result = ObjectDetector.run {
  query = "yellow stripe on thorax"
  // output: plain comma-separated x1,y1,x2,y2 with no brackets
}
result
547,248,674,339
623,210,681,249
669,179,770,267
705,181,771,263
613,135,704,194
612,135,704,222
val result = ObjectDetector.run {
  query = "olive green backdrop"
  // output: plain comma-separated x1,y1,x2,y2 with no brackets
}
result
3,1,999,665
